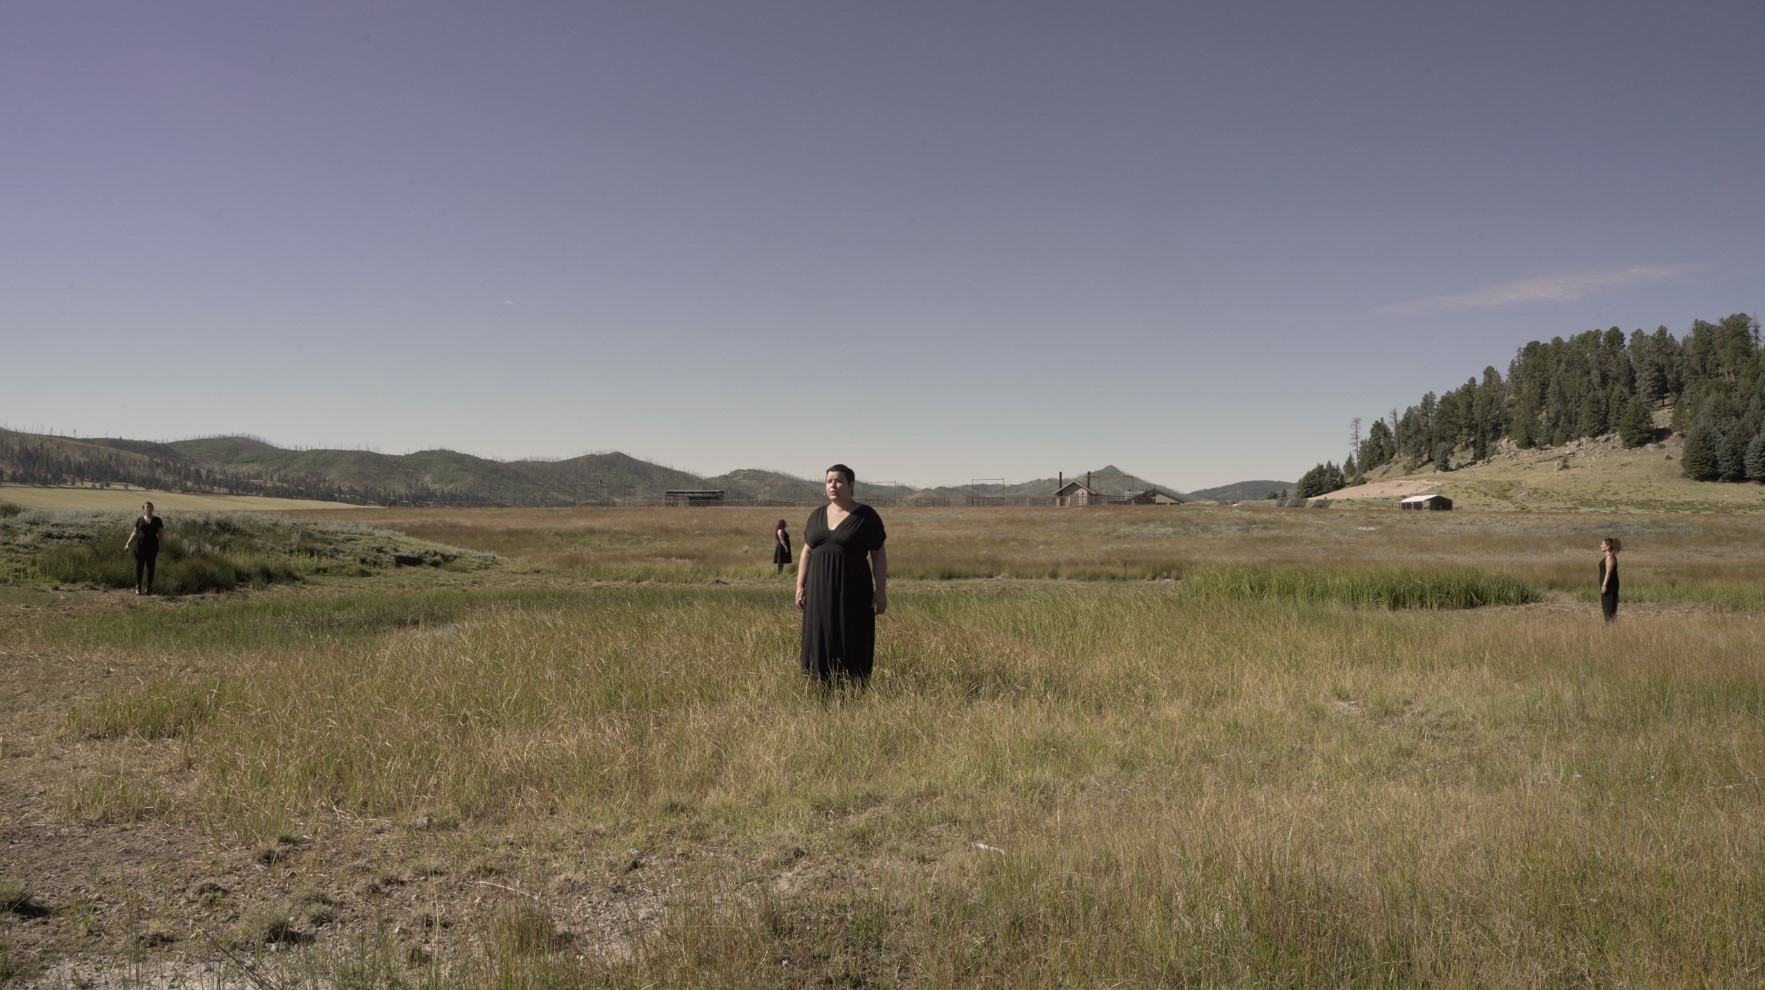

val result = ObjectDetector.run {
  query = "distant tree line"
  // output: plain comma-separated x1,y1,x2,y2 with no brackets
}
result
0,432,383,503
0,432,619,506
1295,313,1763,494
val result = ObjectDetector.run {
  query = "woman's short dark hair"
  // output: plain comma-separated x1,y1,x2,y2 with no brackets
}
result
825,463,855,484
1603,536,1622,552
776,519,788,530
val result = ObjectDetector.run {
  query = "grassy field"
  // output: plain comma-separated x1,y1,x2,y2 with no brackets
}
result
2,503,1763,987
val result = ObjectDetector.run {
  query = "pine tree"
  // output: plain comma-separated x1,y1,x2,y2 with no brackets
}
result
1295,462,1347,498
1682,419,1721,481
1744,430,1765,483
1617,399,1654,448
1718,428,1748,482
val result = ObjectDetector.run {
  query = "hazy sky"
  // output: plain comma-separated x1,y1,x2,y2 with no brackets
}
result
6,1,1761,490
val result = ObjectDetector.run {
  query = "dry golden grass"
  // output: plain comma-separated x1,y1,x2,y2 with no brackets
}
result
5,504,1764,987
313,501,1765,592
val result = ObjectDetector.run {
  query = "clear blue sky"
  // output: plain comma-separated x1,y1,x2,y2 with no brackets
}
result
5,1,1760,491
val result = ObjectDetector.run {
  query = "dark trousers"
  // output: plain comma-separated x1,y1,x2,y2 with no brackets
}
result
135,551,157,593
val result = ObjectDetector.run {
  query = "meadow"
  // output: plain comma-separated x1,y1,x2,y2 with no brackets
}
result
2,502,1763,988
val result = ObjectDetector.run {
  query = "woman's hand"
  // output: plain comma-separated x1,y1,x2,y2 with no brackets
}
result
873,591,888,616
796,587,806,609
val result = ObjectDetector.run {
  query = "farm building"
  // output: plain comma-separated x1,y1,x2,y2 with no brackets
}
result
1054,480,1099,507
1400,493,1453,511
1055,477,1185,506
663,489,726,507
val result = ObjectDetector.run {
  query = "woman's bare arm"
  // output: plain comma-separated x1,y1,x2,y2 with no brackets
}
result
871,547,888,615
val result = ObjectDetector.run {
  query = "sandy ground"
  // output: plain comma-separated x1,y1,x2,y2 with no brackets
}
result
0,485,357,513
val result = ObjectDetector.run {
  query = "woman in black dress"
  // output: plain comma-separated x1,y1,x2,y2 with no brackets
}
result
773,519,792,574
122,501,164,595
796,464,888,685
1599,536,1621,624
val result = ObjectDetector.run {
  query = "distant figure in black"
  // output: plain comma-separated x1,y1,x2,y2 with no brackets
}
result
773,519,792,574
123,501,164,595
796,464,888,687
1599,536,1621,624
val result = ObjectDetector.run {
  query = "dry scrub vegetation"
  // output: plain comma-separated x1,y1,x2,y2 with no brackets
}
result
2,503,1763,988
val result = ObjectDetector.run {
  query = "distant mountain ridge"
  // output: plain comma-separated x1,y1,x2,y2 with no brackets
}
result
0,428,1277,506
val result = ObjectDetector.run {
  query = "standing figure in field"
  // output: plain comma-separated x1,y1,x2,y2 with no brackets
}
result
1599,536,1621,624
773,519,793,575
123,501,164,595
796,464,888,686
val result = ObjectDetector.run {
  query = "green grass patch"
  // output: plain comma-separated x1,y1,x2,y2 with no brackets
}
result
0,508,496,592
34,539,303,593
1186,563,1537,608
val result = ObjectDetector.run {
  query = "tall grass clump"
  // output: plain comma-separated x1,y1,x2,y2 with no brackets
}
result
31,538,302,593
2,508,493,592
1187,563,1537,609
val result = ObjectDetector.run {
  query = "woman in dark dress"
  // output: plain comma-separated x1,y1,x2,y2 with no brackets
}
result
1599,536,1621,624
122,501,164,595
796,464,888,686
773,519,792,574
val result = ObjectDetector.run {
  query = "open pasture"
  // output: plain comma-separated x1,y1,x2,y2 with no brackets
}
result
3,503,1763,987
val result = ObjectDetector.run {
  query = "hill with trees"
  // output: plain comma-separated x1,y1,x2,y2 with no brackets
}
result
1188,480,1296,502
0,430,1200,507
1295,313,1763,495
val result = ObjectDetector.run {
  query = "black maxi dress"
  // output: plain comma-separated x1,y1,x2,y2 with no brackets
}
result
800,503,886,683
132,515,164,592
1600,554,1619,622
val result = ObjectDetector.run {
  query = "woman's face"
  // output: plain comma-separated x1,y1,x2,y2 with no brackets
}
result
825,471,853,503
1600,539,1611,553
142,503,154,516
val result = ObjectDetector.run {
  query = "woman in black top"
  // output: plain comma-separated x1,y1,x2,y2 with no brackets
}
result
123,501,164,595
773,519,792,574
795,464,888,686
1599,536,1621,624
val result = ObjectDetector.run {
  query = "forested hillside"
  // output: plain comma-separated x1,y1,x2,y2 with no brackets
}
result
1296,313,1762,496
